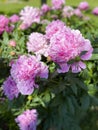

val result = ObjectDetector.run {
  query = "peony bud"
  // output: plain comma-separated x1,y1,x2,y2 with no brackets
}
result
9,40,16,47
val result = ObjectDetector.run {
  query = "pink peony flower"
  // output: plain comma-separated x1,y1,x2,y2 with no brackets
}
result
20,6,40,28
78,1,89,11
45,20,65,39
9,14,20,23
52,0,65,10
27,32,49,58
92,7,98,16
15,109,37,130
0,15,9,34
62,6,74,18
74,8,83,17
0,15,9,28
48,25,93,73
41,4,51,15
11,55,48,95
3,76,19,100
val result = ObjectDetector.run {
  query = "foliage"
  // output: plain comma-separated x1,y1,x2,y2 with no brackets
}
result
0,0,98,130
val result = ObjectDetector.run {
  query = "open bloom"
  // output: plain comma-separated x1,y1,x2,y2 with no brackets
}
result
0,15,9,28
45,20,65,39
48,25,93,73
52,0,65,10
9,14,20,23
62,6,74,18
15,109,37,130
11,55,48,95
78,1,89,10
0,15,9,34
20,6,40,29
41,4,51,15
27,32,49,58
3,76,19,100
74,8,83,17
92,7,98,16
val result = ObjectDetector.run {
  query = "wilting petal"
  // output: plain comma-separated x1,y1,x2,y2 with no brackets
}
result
71,61,86,73
57,63,70,73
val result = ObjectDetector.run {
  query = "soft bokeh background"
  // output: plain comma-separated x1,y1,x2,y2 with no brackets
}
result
0,0,98,24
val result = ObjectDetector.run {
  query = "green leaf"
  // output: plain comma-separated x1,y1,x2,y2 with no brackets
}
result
90,54,98,60
42,92,51,103
2,31,9,44
90,96,98,106
70,84,78,95
12,30,19,40
30,95,46,107
93,48,98,53
75,79,88,91
66,97,75,115
80,95,90,110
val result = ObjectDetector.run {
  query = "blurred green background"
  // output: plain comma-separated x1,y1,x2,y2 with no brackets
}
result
0,0,98,13
0,0,97,24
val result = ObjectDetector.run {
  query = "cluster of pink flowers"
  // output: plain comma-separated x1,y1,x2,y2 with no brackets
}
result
45,20,65,39
19,6,40,29
52,0,65,10
62,6,83,18
92,7,98,16
27,32,49,58
15,109,37,130
47,22,93,73
1,2,95,130
78,1,89,11
3,19,93,100
0,14,19,35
